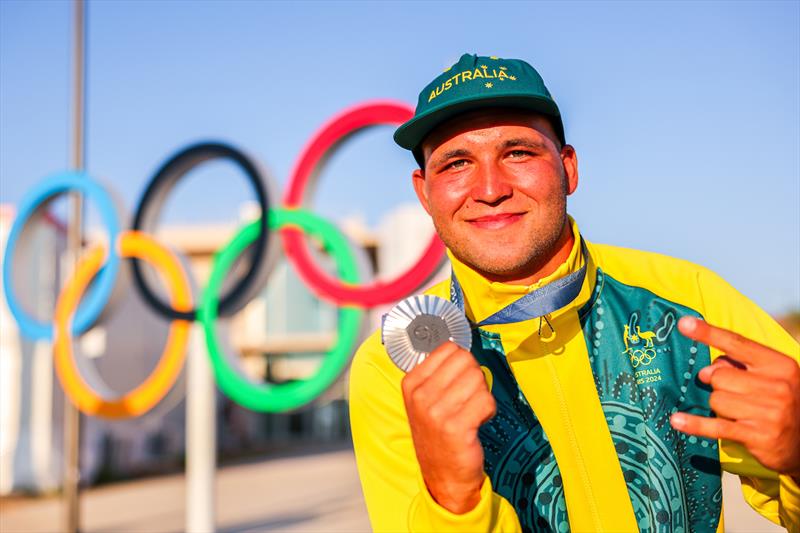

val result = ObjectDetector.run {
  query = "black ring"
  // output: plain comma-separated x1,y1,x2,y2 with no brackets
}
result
131,142,269,321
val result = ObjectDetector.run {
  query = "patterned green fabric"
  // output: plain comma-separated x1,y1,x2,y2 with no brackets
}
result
472,329,571,532
471,267,722,532
579,269,722,532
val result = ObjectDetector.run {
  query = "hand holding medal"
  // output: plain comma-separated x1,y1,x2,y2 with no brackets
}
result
382,295,494,514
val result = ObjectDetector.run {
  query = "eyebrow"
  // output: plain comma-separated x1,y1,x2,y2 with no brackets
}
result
429,148,472,169
427,138,549,169
499,138,549,151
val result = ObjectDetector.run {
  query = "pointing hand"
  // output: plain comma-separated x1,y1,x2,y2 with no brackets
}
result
670,317,800,478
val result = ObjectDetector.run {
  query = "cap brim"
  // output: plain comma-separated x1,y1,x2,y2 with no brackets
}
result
393,93,563,151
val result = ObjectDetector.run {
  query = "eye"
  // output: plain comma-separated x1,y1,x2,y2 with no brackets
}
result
507,149,533,159
444,159,469,170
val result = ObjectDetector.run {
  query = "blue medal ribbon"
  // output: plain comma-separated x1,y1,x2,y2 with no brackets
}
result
450,239,588,327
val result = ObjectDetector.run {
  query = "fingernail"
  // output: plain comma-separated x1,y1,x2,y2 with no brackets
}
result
670,413,685,428
679,316,697,332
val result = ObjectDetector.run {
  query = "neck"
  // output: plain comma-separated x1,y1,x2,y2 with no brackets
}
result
480,220,575,286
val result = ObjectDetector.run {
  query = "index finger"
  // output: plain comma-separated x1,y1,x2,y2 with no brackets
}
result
678,316,788,373
409,341,471,380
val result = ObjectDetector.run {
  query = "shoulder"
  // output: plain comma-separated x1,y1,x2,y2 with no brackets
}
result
587,241,797,354
588,241,715,282
587,241,730,307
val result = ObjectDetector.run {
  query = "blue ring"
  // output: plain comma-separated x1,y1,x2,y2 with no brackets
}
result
2,171,121,340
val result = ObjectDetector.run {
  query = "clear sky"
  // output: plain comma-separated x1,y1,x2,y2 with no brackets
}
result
1,0,798,315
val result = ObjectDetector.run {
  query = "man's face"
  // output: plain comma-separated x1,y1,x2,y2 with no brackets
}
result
412,109,578,283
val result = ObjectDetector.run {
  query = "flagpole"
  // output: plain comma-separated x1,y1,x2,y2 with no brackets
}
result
63,0,86,531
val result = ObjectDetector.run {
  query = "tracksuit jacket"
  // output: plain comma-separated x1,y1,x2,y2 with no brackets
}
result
350,219,800,532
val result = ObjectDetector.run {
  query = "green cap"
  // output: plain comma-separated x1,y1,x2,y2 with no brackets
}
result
394,53,565,159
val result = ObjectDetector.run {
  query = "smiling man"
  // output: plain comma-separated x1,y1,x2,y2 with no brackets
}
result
349,53,799,532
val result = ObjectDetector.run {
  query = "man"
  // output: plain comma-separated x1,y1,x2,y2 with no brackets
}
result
349,53,799,532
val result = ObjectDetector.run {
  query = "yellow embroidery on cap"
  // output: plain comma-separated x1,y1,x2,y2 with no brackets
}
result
485,82,493,88
489,56,499,60
509,75,517,81
428,66,504,103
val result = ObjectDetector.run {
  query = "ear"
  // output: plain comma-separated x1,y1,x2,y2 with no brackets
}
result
412,168,432,215
561,144,579,195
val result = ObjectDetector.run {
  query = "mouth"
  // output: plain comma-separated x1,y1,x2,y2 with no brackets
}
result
466,212,526,230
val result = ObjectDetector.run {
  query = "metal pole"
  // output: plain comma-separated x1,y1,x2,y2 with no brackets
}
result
186,324,216,532
63,0,85,531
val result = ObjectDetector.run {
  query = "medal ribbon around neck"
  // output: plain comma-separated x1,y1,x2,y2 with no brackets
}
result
450,239,589,327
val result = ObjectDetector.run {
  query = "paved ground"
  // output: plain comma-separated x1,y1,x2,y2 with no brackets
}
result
0,445,787,532
0,445,369,533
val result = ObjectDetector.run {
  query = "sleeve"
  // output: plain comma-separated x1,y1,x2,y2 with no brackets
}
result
349,331,522,532
697,268,800,532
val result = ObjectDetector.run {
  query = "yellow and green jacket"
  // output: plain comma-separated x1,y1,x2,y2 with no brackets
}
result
349,219,800,532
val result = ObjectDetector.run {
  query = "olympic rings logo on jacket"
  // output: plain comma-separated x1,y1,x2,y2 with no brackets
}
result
2,101,446,418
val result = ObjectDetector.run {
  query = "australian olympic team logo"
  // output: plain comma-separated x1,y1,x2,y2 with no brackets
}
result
621,310,676,369
622,322,657,367
2,101,447,419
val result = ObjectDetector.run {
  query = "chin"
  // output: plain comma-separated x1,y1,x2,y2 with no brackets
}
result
477,259,534,279
459,248,534,277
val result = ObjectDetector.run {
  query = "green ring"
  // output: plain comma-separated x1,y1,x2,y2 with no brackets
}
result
198,208,363,412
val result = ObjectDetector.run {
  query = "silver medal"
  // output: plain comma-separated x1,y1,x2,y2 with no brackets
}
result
382,295,472,372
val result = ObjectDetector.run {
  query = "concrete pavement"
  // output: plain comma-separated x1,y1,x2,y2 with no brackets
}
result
1,445,369,533
0,444,787,532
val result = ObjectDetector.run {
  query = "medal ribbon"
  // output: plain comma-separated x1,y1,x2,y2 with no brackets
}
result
450,239,588,326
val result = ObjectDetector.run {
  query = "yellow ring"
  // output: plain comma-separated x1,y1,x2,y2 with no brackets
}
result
54,231,192,418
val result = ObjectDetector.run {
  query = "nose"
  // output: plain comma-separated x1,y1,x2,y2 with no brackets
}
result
470,162,513,205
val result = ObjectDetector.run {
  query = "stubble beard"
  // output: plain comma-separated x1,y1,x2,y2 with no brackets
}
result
436,196,569,283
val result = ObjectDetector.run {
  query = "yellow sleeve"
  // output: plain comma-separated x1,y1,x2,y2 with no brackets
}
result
697,267,800,531
349,330,522,532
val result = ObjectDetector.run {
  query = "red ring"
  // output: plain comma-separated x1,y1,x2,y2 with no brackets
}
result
281,101,445,307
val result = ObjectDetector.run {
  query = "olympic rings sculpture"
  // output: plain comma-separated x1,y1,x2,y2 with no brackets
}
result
3,101,446,417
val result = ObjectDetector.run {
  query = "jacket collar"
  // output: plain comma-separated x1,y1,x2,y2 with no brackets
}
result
447,216,593,326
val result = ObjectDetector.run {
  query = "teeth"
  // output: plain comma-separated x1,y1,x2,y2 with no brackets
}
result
382,295,472,373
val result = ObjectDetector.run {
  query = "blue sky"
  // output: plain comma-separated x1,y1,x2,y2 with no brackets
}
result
1,0,798,314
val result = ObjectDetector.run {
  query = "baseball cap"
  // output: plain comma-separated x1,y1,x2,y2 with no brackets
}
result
394,53,565,163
